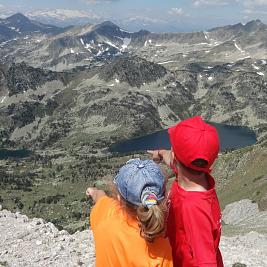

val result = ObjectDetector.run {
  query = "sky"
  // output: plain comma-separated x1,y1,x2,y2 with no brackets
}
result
0,0,267,32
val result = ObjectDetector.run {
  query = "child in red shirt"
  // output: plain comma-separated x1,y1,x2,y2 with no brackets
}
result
148,116,224,267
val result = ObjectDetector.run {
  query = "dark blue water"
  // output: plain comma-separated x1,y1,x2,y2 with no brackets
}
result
109,123,257,153
0,149,31,160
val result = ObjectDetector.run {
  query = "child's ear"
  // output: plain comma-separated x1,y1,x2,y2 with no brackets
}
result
171,151,175,163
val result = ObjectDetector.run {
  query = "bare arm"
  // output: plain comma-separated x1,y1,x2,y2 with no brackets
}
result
147,149,172,167
147,149,176,182
86,187,106,203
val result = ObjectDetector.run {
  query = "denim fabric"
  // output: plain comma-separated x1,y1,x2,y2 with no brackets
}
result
113,158,165,206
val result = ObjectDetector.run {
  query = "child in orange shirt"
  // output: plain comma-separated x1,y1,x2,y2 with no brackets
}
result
87,158,173,267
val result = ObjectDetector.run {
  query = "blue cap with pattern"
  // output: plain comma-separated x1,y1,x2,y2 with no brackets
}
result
113,158,165,206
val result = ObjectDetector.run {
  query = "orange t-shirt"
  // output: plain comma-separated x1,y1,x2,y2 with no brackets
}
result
90,196,173,267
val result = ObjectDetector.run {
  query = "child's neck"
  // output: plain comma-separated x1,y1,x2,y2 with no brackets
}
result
177,172,209,191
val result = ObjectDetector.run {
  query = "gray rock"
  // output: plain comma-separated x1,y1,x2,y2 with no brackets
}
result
1,209,267,267
0,210,95,266
223,199,259,225
222,199,267,231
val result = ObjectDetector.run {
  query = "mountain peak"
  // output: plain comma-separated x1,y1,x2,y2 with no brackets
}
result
91,21,127,38
6,13,30,23
99,55,167,88
208,19,266,34
98,21,118,27
245,19,263,25
1,12,63,36
244,19,266,31
93,21,121,31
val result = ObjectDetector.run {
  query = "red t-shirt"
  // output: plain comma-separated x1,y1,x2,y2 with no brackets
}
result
167,175,224,267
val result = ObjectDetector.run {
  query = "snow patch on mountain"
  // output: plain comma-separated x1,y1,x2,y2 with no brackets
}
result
121,38,131,50
158,60,177,65
252,64,260,70
0,96,7,104
105,41,119,50
234,40,245,53
257,72,264,76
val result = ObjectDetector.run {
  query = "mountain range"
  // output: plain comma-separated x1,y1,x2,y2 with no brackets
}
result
0,13,266,151
0,13,266,244
0,13,64,42
0,13,266,71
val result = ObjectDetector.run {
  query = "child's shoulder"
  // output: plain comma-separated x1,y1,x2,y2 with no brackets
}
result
90,196,120,227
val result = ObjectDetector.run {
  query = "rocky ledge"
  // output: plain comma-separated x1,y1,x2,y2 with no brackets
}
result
0,208,95,267
1,199,267,267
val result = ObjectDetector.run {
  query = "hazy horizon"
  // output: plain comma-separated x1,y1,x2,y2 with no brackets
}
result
1,0,267,32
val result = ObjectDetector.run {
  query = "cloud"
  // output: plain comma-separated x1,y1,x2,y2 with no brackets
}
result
241,0,267,16
82,0,119,3
243,0,267,6
192,0,267,9
168,8,185,16
26,9,100,20
126,16,166,24
243,8,267,14
193,0,233,7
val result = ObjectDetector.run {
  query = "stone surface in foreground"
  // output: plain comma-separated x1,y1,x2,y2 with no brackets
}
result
0,209,95,267
220,232,267,267
1,209,267,267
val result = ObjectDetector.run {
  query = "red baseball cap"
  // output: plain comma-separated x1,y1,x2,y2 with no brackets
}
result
168,116,220,173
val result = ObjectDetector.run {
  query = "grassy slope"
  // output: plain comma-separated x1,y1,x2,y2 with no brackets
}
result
0,151,144,233
213,141,267,211
1,141,266,233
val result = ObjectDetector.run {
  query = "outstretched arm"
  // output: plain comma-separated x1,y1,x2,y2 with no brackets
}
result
86,187,106,203
147,149,175,182
147,149,172,167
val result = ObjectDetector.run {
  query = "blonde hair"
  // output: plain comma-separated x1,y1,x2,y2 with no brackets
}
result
110,183,167,242
136,201,167,242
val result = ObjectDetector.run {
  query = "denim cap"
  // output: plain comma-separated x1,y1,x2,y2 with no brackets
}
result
113,158,165,206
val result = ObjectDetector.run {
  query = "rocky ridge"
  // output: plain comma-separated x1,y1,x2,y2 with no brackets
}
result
0,15,266,149
0,55,266,151
99,55,167,88
0,13,63,43
0,15,266,242
0,15,266,71
5,62,68,96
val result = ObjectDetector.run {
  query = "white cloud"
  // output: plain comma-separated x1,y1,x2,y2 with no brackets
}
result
168,8,185,16
243,9,253,14
82,0,119,3
193,0,235,6
243,0,267,6
26,9,99,20
0,4,14,18
241,0,267,16
193,0,267,10
126,16,165,24
243,8,267,14
0,3,6,10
